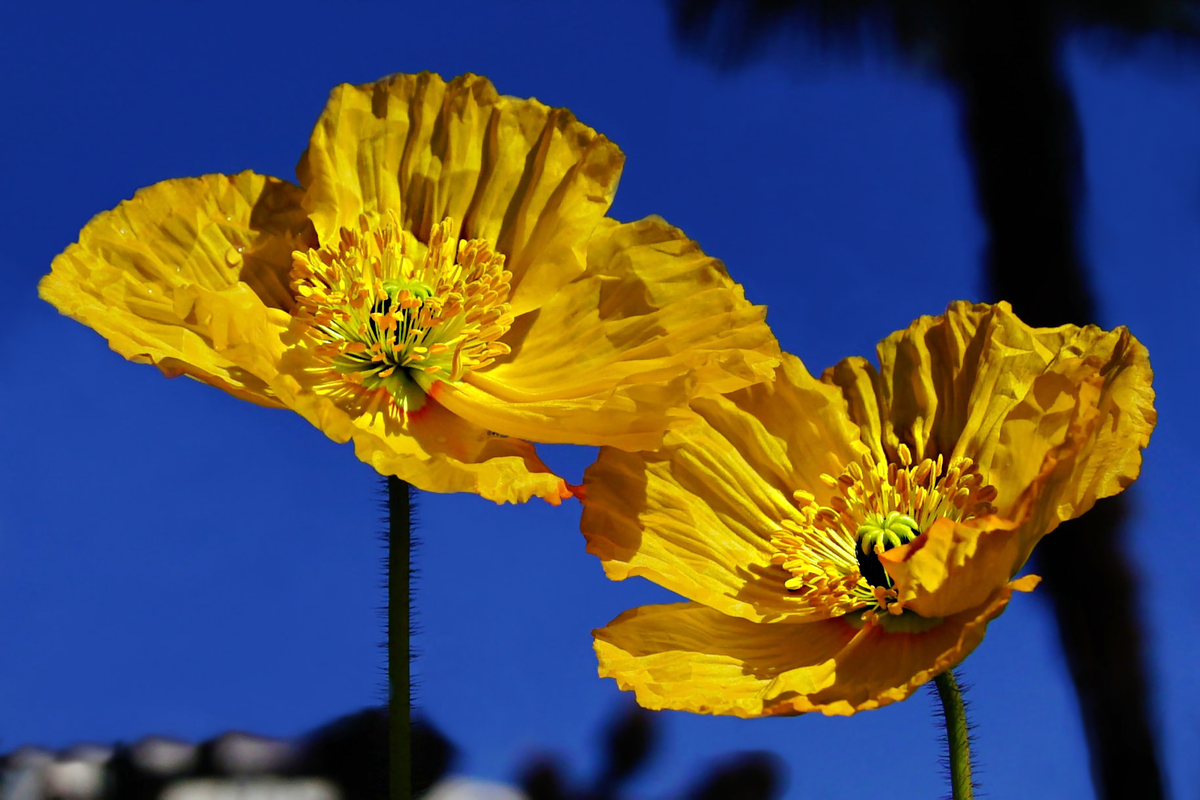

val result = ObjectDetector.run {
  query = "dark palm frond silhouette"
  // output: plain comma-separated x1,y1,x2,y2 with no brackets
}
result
667,2,1198,797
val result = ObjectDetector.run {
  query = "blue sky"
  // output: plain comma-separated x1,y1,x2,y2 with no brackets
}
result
3,1,1199,798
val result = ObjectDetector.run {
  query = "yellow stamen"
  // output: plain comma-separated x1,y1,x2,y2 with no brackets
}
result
769,449,997,618
289,213,513,414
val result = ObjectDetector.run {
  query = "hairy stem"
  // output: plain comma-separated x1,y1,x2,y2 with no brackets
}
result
935,670,973,800
388,476,412,800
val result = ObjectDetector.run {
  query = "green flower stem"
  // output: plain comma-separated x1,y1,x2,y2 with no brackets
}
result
934,670,974,800
388,476,412,800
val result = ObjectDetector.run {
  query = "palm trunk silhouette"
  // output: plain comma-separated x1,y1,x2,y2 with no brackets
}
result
670,2,1167,796
952,5,1161,799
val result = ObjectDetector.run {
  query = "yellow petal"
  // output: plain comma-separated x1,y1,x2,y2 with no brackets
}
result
991,324,1155,562
595,582,1035,718
438,216,781,451
823,301,1154,553
296,72,624,315
39,172,309,406
827,301,1049,464
822,355,887,463
581,354,865,622
268,350,569,505
882,515,1026,618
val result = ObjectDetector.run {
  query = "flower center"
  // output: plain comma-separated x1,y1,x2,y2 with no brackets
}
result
855,510,920,589
290,213,514,414
769,443,998,620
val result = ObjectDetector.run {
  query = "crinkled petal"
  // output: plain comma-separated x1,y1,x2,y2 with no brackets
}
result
439,216,780,451
822,355,887,464
581,354,864,622
882,515,1028,618
268,349,569,504
826,301,1051,465
297,71,624,315
39,172,309,406
595,581,1036,718
991,324,1155,562
823,301,1154,548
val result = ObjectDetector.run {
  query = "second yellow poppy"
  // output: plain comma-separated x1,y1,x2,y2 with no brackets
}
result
583,301,1155,716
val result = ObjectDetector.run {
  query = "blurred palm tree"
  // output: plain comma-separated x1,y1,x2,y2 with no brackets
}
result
668,2,1200,797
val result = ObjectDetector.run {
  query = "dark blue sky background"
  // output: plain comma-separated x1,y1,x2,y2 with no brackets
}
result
3,2,1199,798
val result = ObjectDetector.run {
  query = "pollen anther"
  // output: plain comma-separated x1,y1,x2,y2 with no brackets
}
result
289,213,513,415
769,447,998,619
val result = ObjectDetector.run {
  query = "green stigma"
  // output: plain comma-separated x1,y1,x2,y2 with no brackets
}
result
855,511,920,589
857,511,920,556
380,277,434,301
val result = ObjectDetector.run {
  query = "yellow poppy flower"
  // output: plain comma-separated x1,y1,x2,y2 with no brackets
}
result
582,301,1155,716
40,73,780,504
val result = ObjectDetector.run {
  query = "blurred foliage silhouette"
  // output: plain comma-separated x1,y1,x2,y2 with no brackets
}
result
667,1,1200,797
1,704,783,800
1,709,450,800
519,702,783,800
